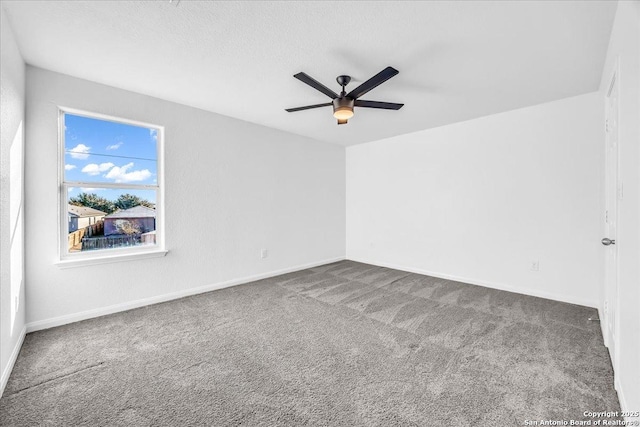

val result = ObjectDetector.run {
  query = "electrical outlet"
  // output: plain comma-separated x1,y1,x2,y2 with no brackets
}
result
261,249,268,259
530,260,539,271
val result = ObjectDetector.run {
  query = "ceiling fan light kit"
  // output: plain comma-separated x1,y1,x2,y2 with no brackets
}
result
286,66,404,125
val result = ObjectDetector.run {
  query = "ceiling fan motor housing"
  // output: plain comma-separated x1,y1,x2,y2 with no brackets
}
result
333,97,355,118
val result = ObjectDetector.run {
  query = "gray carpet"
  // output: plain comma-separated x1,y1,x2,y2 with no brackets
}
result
0,261,621,426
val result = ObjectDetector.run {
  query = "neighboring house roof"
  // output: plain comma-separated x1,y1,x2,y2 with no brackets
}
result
105,205,156,219
68,204,107,218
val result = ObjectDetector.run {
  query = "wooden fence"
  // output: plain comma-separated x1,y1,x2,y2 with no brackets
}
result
69,221,157,252
68,221,104,252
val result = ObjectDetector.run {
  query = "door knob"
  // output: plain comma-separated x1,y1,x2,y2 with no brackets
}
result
602,238,616,246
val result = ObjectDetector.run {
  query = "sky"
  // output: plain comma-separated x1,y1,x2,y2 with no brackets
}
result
64,113,158,203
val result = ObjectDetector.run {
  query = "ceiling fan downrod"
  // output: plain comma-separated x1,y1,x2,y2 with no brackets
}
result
336,75,351,96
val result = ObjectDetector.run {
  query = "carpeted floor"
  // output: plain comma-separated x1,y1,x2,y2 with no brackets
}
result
0,260,621,426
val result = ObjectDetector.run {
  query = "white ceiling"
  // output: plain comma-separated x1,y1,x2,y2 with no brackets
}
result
3,1,617,146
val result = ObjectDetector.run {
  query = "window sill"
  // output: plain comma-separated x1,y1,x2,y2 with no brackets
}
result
55,249,168,269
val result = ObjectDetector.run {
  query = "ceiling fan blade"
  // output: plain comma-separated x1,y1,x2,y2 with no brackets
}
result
293,72,339,99
285,102,333,112
347,66,399,99
354,100,404,110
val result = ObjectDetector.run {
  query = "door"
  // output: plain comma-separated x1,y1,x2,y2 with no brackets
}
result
603,65,619,370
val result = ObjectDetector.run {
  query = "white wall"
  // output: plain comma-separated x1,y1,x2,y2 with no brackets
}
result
0,7,26,395
347,92,603,308
599,0,640,416
25,67,345,328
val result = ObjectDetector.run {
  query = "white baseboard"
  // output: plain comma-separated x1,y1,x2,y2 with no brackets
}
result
616,376,639,424
1,326,26,398
26,256,345,333
347,257,599,308
612,348,638,425
598,307,610,348
616,375,625,409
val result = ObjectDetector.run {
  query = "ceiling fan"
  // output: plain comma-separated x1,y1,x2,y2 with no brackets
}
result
285,66,404,125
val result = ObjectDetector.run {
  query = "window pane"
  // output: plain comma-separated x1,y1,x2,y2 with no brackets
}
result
67,188,157,253
64,114,158,185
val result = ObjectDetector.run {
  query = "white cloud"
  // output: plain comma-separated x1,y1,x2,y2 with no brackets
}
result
149,129,157,141
81,162,115,175
106,142,123,150
68,143,91,159
65,164,77,170
105,162,152,183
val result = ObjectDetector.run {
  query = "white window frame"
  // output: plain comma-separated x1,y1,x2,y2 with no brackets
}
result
57,107,166,268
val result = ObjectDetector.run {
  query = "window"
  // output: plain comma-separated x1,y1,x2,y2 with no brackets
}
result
59,108,165,265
